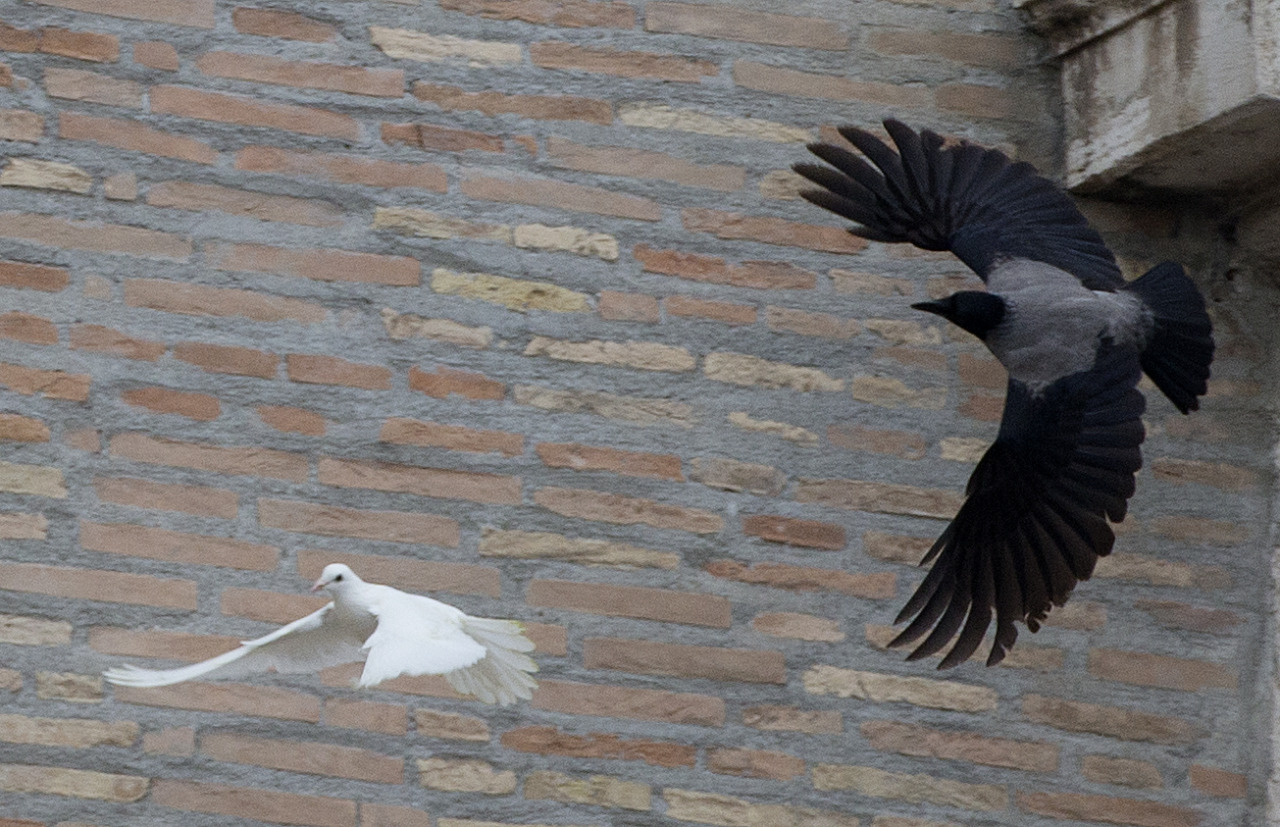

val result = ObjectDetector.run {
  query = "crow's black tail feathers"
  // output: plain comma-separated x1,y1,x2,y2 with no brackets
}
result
1124,261,1214,414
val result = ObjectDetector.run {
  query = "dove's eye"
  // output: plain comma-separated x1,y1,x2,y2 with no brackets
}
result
334,574,343,582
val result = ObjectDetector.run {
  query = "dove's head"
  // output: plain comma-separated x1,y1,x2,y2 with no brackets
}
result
311,563,361,594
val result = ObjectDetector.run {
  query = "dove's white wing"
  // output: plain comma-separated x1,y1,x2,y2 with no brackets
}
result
104,603,371,687
446,615,538,706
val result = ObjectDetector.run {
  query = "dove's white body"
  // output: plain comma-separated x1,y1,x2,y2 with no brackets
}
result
103,564,537,706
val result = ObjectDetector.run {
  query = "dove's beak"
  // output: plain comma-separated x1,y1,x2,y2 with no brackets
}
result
310,578,325,593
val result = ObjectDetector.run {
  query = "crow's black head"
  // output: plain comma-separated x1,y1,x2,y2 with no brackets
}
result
912,291,1006,340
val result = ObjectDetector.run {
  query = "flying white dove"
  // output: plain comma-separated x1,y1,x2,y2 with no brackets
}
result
103,563,539,705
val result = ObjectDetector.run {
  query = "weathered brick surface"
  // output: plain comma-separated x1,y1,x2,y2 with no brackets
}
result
0,1,1266,826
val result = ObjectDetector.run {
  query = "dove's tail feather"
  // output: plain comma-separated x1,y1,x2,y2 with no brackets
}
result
448,617,538,706
103,646,248,687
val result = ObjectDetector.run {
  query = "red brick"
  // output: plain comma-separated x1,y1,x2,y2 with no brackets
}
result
705,559,895,598
1134,600,1244,634
1017,791,1200,827
174,341,279,378
0,312,57,344
462,173,661,220
862,720,1057,772
0,562,196,609
868,28,1023,69
44,67,142,107
381,417,524,456
287,354,392,390
707,747,805,780
585,637,786,684
958,352,1005,388
535,486,722,533
0,259,68,291
219,587,326,624
318,456,521,505
382,121,505,153
0,109,45,142
147,180,342,227
633,245,817,289
409,365,504,400
794,477,961,518
743,514,845,550
937,83,1016,119
65,427,100,451
0,24,40,51
121,386,220,420
208,241,419,286
0,413,50,443
646,2,848,48
829,424,927,459
1088,649,1237,692
441,0,635,27
258,498,460,547
117,681,321,722
59,112,216,164
536,442,681,479
1081,755,1163,789
197,51,402,97
151,779,354,827
664,295,757,325
1151,457,1259,491
151,85,359,141
39,27,119,62
125,279,326,324
1022,695,1202,744
743,705,843,734
767,306,860,338
734,61,928,106
296,549,501,599
200,732,404,783
80,521,277,570
258,405,326,436
232,7,337,41
528,579,730,627
599,290,660,322
324,698,406,735
133,41,179,70
90,627,240,662
548,137,743,190
531,679,725,726
1189,764,1246,798
0,361,90,401
412,81,612,124
531,41,715,81
33,0,215,27
682,208,867,254
503,725,696,767
109,432,308,481
94,476,238,518
71,324,165,360
361,803,431,827
234,146,445,192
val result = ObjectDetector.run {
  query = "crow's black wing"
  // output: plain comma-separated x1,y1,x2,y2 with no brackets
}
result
891,342,1145,667
794,119,1124,290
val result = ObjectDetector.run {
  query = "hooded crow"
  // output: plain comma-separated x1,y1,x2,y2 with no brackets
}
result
794,120,1214,668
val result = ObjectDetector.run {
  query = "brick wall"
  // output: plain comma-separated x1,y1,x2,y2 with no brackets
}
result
0,1,1271,826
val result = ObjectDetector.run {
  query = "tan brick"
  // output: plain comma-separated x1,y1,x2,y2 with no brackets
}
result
815,763,1006,811
45,67,141,107
121,386,219,420
258,405,326,436
210,241,421,286
504,725,695,767
549,137,742,190
197,51,403,97
525,335,695,371
432,267,590,312
690,457,784,495
95,476,238,518
462,172,661,221
143,726,195,755
852,376,948,409
683,207,864,253
286,353,391,390
532,678,724,725
0,362,89,401
258,498,460,547
646,2,848,48
381,308,492,348
0,259,68,291
1151,457,1259,490
125,279,325,324
623,101,808,142
0,460,66,498
532,41,715,81
939,436,988,461
707,747,804,780
410,365,505,400
0,511,47,539
524,770,650,810
372,26,520,66
441,0,635,26
0,614,70,646
665,295,757,325
114,682,321,722
413,81,612,124
515,384,695,427
634,245,816,289
365,804,433,827
664,788,859,827
417,757,515,794
1088,649,1236,691
133,40,179,70
829,424,927,460
374,206,511,242
735,61,928,107
36,671,101,702
706,559,895,598
0,563,195,608
1150,515,1248,545
413,707,489,741
743,705,842,734
0,212,191,259
381,418,522,456
480,528,679,569
530,580,730,626
1189,764,1246,797
586,637,784,683
937,83,1016,119
318,456,520,505
0,109,43,142
1095,552,1230,588
0,413,49,443
173,341,279,378
232,6,337,41
704,352,843,391
536,442,681,479
1043,601,1108,631
1022,694,1202,744
767,306,860,338
31,0,215,27
39,27,120,61
295,548,501,599
795,477,961,518
727,411,818,443
535,486,722,533
148,180,342,227
0,762,147,802
326,698,406,735
70,324,164,360
751,612,844,642
1016,791,1200,827
1081,755,1163,789
150,779,354,827
151,85,359,140
862,719,1057,771
80,521,276,570
514,223,620,259
1134,600,1244,634
1,158,91,193
804,665,997,712
201,732,403,783
109,433,308,481
871,29,1021,68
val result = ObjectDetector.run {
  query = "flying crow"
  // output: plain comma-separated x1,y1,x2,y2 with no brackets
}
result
794,120,1214,667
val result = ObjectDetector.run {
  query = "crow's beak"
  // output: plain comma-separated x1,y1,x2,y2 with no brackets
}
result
911,300,948,316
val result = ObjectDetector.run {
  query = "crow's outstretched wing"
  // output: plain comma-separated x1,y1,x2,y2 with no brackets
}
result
794,119,1124,290
891,342,1145,668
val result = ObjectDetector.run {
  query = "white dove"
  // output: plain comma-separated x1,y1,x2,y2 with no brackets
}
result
103,563,538,705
